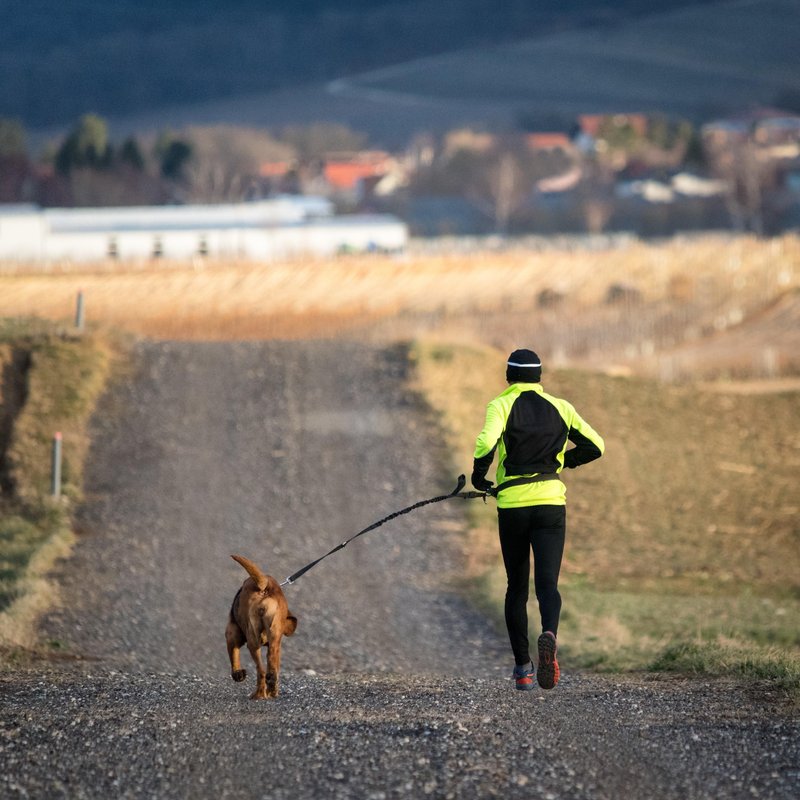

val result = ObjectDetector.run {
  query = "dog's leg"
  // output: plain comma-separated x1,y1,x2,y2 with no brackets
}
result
226,621,247,682
266,622,285,698
247,640,268,700
266,642,281,698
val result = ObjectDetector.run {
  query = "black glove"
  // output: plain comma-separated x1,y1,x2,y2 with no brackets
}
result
471,472,494,493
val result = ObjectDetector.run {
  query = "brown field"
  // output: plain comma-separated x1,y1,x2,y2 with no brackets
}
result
1,234,798,381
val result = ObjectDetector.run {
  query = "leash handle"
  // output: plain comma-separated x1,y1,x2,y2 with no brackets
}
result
456,490,490,500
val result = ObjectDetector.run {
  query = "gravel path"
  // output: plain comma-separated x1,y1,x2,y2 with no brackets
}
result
1,340,798,799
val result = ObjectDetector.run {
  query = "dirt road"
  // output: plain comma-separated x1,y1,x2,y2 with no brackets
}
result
1,340,797,799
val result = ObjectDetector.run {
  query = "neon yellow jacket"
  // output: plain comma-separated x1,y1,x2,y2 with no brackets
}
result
473,382,604,508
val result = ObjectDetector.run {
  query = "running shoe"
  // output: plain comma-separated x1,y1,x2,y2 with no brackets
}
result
512,663,535,691
536,631,560,690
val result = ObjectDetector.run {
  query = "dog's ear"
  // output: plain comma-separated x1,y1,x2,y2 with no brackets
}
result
284,614,298,636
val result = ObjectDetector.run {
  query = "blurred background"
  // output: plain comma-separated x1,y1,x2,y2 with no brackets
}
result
0,0,799,237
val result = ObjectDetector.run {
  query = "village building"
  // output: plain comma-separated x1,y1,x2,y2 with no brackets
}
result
258,152,404,204
0,197,407,263
321,151,401,200
525,133,573,154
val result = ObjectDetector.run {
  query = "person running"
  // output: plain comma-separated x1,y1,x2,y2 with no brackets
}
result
471,349,605,690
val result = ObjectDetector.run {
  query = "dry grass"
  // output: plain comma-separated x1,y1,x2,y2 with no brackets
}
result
1,234,797,379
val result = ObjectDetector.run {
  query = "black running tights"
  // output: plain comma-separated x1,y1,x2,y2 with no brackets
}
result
497,505,566,666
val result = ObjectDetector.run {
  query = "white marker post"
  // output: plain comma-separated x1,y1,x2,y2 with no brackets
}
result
51,432,62,498
75,290,85,331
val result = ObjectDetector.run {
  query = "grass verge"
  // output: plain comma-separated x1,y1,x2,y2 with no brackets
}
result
409,338,800,698
0,317,112,651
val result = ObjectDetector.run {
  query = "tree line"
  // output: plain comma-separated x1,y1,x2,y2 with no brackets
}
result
0,110,793,237
0,115,192,207
0,115,365,207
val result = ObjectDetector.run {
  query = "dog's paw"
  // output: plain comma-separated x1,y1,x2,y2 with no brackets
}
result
250,690,268,700
231,669,247,682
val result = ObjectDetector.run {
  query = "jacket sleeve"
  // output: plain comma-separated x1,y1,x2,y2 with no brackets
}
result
562,408,605,469
472,400,505,479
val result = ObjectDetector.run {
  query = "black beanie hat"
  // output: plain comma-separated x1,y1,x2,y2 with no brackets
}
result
506,348,542,383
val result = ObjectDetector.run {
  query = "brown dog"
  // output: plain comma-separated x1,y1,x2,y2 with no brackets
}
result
226,555,297,699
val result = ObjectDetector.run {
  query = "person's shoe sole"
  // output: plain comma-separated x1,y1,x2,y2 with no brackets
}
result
537,632,560,690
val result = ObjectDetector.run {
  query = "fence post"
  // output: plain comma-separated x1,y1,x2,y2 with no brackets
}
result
75,290,85,331
51,432,62,498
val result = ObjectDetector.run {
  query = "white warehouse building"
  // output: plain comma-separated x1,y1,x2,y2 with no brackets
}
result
0,197,408,262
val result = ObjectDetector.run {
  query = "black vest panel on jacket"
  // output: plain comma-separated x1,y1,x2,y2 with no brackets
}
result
502,391,568,475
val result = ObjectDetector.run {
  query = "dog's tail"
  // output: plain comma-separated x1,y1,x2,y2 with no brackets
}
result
231,554,270,592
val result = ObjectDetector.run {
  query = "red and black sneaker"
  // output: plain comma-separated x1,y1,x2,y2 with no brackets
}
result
512,664,535,691
537,631,560,690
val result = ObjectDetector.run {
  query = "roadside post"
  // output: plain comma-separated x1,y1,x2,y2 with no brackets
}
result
51,432,62,498
75,290,85,331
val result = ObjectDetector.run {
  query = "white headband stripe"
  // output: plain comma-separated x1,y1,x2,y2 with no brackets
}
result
507,361,541,368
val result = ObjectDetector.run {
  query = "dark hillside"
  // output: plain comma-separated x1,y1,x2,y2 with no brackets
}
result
2,0,719,128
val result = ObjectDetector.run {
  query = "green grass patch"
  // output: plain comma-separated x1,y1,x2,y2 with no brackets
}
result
0,318,112,648
558,579,800,664
410,338,800,695
649,641,800,697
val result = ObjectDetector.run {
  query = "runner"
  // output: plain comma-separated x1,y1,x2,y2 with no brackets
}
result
471,349,605,690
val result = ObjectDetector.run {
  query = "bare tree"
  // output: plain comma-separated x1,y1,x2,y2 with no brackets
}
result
278,123,367,161
577,158,615,234
468,143,570,234
181,126,295,203
469,151,530,234
704,130,782,236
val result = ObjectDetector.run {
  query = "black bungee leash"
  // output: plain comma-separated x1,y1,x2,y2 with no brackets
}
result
279,474,487,587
